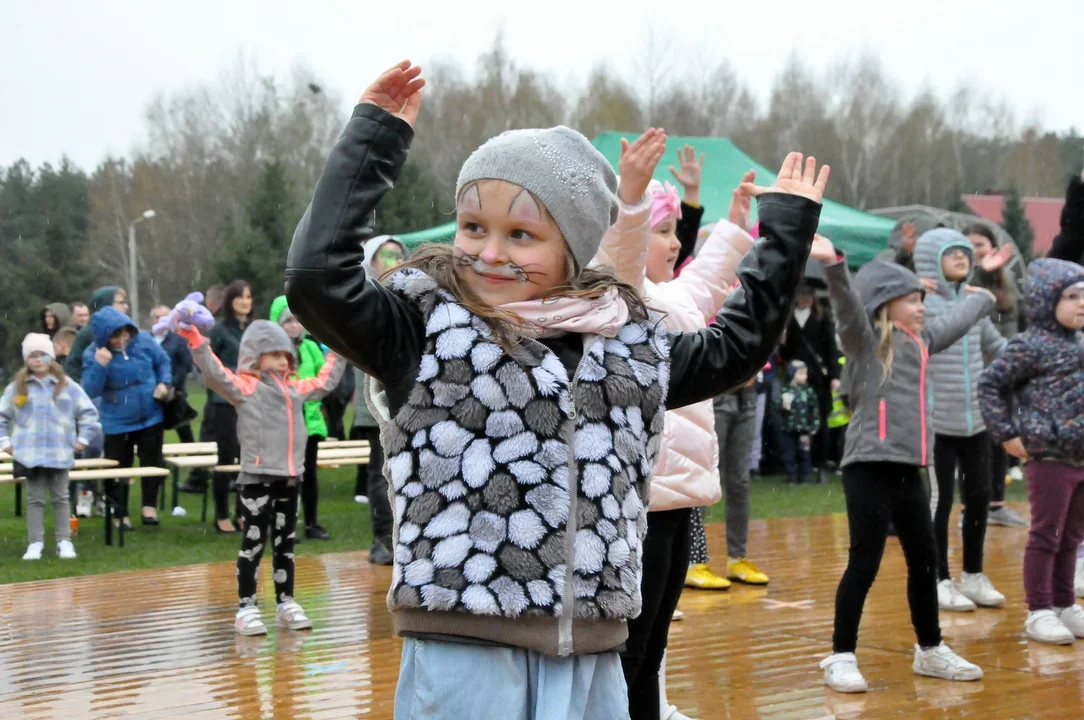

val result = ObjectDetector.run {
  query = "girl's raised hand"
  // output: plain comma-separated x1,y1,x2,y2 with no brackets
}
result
740,153,830,204
668,145,704,191
359,61,426,128
963,285,997,302
980,243,1015,273
810,233,837,263
728,170,756,230
617,128,666,205
919,277,939,293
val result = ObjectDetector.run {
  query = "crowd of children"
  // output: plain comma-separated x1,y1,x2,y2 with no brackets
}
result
6,58,1084,720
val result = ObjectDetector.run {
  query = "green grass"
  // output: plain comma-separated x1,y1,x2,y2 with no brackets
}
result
0,389,1028,584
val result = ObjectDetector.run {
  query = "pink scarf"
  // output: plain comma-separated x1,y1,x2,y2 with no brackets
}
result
500,288,629,339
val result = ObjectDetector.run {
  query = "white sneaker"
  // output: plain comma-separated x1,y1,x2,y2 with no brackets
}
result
1057,605,1084,638
277,601,313,630
912,643,983,681
234,607,267,636
820,652,868,693
57,540,77,559
662,706,696,720
937,579,976,611
1009,467,1024,483
1026,609,1074,645
959,572,1006,608
75,490,93,518
354,495,369,504
987,505,1028,527
1075,557,1084,598
22,542,44,561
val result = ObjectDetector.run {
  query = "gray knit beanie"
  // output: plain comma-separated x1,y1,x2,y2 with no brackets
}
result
455,126,619,271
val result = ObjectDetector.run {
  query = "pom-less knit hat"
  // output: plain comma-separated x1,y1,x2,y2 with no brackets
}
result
22,333,55,362
455,126,619,271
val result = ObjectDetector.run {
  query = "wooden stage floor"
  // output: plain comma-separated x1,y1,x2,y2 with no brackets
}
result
1,506,1082,719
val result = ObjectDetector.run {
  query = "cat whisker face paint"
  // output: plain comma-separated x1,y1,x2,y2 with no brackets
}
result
453,249,532,283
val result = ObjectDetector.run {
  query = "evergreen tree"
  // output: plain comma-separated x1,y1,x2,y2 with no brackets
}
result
1000,187,1034,261
373,160,450,235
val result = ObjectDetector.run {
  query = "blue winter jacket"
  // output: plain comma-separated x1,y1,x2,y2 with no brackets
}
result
979,259,1084,463
81,307,172,435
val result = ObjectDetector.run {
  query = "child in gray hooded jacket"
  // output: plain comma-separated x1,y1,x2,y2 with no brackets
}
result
812,234,996,694
176,313,344,637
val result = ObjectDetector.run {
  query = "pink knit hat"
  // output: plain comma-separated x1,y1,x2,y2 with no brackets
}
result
647,180,682,230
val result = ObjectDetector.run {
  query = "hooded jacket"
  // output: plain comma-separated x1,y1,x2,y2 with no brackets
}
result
180,320,344,478
825,259,996,467
595,199,753,512
80,306,171,435
65,286,120,382
42,302,73,338
269,295,328,438
979,259,1084,463
913,229,1007,437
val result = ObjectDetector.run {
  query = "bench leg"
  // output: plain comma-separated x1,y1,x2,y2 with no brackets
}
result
15,482,22,518
159,475,166,512
201,483,208,524
171,467,180,512
119,482,129,548
104,487,113,547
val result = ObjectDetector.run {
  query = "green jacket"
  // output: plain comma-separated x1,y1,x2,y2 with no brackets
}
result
270,295,327,437
66,286,119,383
777,383,820,435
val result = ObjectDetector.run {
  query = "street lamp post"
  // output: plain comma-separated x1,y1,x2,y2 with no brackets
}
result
127,209,156,327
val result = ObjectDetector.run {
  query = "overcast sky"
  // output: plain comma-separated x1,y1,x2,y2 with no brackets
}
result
2,0,1081,170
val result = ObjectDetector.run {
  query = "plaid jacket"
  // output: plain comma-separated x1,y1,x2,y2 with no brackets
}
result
0,376,100,470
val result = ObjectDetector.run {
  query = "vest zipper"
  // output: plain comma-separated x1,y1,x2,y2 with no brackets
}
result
558,338,596,656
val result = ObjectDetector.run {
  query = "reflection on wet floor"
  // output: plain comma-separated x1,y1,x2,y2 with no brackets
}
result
2,507,1082,719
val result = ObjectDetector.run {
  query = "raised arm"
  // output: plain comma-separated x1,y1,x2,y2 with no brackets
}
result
294,353,346,402
176,327,255,405
670,219,754,323
669,144,705,266
285,65,427,386
923,289,996,355
978,336,1040,444
823,256,877,360
665,153,827,410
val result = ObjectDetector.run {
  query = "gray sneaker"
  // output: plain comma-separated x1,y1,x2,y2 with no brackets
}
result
987,505,1028,527
370,539,393,566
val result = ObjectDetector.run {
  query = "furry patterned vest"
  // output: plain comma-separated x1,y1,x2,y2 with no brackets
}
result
367,269,671,656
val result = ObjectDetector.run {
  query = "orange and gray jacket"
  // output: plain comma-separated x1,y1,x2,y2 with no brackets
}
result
179,320,344,478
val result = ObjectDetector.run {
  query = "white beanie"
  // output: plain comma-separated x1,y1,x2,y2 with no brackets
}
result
22,333,56,362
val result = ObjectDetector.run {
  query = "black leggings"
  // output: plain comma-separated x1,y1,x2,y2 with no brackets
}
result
989,438,1006,505
301,434,323,527
833,462,942,653
212,403,240,522
103,423,165,516
931,432,990,579
621,508,690,720
352,426,392,544
236,481,298,608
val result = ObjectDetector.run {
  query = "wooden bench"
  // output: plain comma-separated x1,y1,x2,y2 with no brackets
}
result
166,444,370,521
1,458,120,517
1,466,169,548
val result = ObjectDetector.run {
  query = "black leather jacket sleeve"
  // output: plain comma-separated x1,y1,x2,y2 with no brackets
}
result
675,201,705,266
665,193,820,410
285,104,426,386
1048,175,1084,263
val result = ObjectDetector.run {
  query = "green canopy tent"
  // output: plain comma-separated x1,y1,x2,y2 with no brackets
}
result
399,132,895,267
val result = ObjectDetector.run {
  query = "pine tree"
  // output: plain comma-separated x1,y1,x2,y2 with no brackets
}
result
1000,187,1034,261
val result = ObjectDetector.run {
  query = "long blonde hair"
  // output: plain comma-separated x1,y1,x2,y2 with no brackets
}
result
386,244,652,350
13,360,68,403
875,305,895,385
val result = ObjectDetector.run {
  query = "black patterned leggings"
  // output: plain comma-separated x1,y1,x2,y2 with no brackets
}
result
236,480,299,609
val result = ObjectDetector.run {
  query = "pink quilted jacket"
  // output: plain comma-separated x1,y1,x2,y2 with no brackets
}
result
595,198,754,511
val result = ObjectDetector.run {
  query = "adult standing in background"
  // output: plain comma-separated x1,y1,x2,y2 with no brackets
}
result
65,287,129,383
151,305,197,444
71,302,90,330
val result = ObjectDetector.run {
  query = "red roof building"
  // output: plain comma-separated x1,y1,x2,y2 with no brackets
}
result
963,194,1064,256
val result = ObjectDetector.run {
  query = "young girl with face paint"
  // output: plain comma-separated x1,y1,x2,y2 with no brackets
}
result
286,61,828,720
595,145,757,720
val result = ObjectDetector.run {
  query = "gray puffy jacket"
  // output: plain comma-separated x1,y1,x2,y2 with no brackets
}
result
913,229,1007,437
826,259,995,468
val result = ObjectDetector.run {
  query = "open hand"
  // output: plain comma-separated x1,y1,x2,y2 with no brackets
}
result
728,170,756,231
980,243,1015,273
617,128,666,205
94,347,113,366
1003,437,1029,460
740,153,830,204
668,145,703,191
919,278,938,293
359,60,425,128
810,233,837,263
153,383,170,401
963,285,996,302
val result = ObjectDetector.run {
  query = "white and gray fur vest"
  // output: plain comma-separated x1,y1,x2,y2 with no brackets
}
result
368,269,671,625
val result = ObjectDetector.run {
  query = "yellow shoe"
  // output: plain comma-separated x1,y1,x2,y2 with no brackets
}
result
685,563,731,590
727,557,769,585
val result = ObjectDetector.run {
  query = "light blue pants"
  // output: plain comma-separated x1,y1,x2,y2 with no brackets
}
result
394,637,631,720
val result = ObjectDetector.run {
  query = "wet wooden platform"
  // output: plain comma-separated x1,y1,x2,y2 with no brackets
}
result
2,506,1082,719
